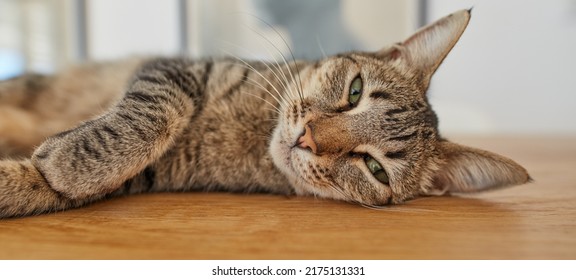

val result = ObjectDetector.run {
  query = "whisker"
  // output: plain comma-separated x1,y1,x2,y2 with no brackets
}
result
328,184,353,202
242,76,284,109
221,67,282,112
358,203,388,211
320,182,412,212
357,201,440,213
222,51,286,106
316,35,328,59
239,25,300,105
247,15,305,103
255,130,276,140
245,92,281,113
221,41,294,107
256,108,281,116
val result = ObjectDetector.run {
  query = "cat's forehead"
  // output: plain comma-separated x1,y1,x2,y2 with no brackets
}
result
321,52,423,95
322,52,387,73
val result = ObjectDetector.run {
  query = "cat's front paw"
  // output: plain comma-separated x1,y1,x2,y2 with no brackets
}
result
0,160,72,218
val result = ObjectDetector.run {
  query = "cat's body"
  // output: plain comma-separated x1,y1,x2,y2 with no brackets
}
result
0,10,530,218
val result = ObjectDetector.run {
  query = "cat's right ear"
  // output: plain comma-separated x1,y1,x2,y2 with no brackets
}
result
378,9,471,87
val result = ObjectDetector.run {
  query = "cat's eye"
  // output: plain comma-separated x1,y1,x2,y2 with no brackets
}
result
364,155,390,185
348,76,363,106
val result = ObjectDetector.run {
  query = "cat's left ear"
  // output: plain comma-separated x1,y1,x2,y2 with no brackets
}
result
426,141,531,195
379,9,471,87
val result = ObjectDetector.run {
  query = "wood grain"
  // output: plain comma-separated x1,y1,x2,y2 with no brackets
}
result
0,136,575,259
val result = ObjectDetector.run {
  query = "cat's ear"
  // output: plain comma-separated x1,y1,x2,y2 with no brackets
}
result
379,9,471,85
426,141,531,195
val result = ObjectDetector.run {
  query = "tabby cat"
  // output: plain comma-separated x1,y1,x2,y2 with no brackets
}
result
0,10,529,218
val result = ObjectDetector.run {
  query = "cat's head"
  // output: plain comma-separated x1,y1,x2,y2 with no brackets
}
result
269,9,530,206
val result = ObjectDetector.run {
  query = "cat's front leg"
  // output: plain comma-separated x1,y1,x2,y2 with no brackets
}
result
0,59,210,217
0,160,87,217
31,59,206,200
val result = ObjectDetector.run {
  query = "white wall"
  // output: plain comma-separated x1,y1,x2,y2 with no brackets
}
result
427,0,576,135
86,0,182,60
341,0,418,51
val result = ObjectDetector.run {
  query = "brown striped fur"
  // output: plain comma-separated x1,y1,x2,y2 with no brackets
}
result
0,10,529,218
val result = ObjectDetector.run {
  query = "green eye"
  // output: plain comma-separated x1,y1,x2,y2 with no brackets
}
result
348,76,363,106
364,155,390,185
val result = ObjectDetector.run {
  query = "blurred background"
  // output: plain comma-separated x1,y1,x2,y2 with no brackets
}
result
0,0,574,135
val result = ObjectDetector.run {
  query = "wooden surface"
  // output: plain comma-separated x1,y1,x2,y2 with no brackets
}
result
0,136,575,259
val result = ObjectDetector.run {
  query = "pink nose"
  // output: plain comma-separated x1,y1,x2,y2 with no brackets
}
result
297,124,318,154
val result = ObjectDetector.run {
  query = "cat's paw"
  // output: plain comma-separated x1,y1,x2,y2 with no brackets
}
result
0,160,72,218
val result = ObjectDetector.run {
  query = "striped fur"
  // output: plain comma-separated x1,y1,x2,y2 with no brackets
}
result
0,10,529,218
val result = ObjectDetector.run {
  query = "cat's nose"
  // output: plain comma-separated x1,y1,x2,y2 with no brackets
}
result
296,124,318,154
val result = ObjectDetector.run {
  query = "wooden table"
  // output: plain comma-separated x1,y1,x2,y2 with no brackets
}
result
1,136,575,259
